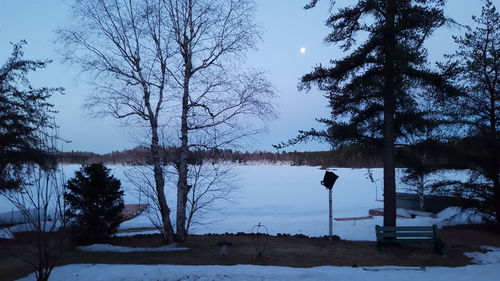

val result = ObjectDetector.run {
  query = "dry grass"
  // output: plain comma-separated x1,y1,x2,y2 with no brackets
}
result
1,224,499,281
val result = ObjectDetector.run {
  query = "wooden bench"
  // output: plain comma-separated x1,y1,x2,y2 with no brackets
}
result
375,225,445,254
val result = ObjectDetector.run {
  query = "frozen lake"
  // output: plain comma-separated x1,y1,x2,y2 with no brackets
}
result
1,165,475,240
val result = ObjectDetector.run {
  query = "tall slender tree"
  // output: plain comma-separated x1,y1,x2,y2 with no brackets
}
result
59,0,275,242
58,0,176,242
163,0,276,241
440,0,499,221
291,0,453,226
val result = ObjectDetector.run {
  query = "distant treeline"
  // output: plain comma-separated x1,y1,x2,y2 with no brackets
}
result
57,145,383,168
58,138,492,169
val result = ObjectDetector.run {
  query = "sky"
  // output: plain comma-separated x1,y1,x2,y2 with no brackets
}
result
0,0,495,154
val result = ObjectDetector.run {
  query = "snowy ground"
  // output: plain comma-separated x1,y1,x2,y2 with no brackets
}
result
17,247,500,281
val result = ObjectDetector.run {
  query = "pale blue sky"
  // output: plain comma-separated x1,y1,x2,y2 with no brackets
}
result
0,0,494,153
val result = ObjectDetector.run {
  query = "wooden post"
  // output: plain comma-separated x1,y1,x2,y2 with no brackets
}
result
329,188,333,239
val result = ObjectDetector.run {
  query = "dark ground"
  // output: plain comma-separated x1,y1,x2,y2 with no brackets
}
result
1,224,499,281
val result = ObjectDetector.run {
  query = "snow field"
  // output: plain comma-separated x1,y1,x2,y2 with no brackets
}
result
1,165,481,240
17,247,500,281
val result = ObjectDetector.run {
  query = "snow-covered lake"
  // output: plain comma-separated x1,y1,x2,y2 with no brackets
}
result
1,165,477,240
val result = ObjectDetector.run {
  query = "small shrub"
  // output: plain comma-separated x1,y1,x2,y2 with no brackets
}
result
64,163,124,243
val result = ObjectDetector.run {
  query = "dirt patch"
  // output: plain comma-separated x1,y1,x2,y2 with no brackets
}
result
1,224,499,281
116,232,480,267
440,223,500,247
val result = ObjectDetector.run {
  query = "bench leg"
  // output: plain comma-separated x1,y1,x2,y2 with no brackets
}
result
377,241,384,253
434,239,446,255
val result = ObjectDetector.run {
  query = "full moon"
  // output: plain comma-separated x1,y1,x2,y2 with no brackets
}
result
300,47,306,54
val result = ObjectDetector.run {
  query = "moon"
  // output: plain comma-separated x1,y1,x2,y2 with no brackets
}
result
300,47,306,54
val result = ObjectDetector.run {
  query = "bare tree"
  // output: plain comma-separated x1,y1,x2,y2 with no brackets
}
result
183,155,238,233
59,0,276,242
0,128,67,281
126,151,238,235
58,0,176,241
163,0,276,241
125,165,170,236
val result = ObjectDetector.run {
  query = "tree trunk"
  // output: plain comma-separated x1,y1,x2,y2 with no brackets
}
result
489,97,500,223
493,163,500,224
383,0,397,227
176,71,190,241
493,142,500,223
417,179,425,211
489,132,500,223
151,120,175,242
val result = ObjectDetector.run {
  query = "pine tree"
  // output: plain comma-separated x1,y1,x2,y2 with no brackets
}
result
0,41,63,190
440,0,500,222
292,0,454,226
65,163,124,243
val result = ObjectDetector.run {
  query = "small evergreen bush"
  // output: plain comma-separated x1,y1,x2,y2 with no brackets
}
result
64,163,124,243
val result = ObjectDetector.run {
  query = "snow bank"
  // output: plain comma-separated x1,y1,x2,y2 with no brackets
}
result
465,247,500,265
437,207,485,225
76,243,189,253
17,258,500,281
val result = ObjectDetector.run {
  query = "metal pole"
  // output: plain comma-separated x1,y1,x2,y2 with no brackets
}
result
329,188,333,239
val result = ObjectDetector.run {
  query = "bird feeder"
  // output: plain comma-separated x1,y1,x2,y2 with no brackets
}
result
321,171,339,190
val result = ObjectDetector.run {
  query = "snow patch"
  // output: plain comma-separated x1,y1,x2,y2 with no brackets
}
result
437,207,484,226
76,243,189,253
465,247,500,265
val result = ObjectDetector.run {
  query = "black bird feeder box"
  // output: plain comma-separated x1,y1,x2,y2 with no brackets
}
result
321,171,339,239
321,171,339,190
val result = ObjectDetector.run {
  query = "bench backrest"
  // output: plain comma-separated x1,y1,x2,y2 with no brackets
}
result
375,225,438,239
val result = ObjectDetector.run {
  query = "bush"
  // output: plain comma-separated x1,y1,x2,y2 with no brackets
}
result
64,163,124,243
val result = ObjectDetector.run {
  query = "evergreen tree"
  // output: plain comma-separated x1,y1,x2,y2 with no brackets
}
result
287,0,454,226
0,41,63,190
65,163,124,243
398,139,452,210
440,0,499,221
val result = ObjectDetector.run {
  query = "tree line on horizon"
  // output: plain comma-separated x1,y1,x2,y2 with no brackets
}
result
57,145,383,167
57,136,496,172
